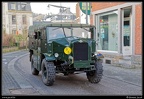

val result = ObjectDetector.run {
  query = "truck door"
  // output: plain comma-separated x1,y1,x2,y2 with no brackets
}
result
33,30,41,71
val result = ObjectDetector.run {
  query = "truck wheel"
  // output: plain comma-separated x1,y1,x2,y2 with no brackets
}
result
31,55,39,75
86,59,103,83
41,59,55,86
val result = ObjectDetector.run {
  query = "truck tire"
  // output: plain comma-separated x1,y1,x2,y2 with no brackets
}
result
86,59,103,83
41,59,55,86
31,55,39,75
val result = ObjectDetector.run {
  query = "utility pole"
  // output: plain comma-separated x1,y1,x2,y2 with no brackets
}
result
60,2,62,23
86,2,88,24
90,2,92,25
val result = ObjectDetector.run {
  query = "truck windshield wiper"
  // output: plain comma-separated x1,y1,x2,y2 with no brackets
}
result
52,27,71,31
52,27,61,31
62,28,66,37
82,27,89,32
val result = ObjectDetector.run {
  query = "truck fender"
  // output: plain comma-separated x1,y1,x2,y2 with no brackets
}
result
43,53,56,61
96,53,104,59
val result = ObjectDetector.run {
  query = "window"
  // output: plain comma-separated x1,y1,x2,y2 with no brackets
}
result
21,4,26,10
63,15,66,19
73,28,91,38
12,15,16,24
47,27,65,40
18,5,21,10
123,8,131,46
22,15,27,24
42,29,46,39
46,27,92,41
11,3,16,10
67,15,71,19
97,10,118,51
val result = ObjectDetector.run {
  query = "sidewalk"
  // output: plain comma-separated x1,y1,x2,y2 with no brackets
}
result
103,63,142,87
2,50,31,95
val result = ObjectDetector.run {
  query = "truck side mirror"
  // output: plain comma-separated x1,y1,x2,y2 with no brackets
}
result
89,28,94,39
90,28,93,33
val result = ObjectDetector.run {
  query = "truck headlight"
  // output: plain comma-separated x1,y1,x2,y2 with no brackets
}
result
64,47,72,55
54,53,59,57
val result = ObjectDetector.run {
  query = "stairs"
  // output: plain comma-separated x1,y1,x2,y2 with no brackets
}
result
119,55,135,69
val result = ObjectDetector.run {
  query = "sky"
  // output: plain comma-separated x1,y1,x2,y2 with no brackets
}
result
30,2,77,14
30,2,90,24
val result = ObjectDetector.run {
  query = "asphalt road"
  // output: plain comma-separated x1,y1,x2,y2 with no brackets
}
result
2,50,142,96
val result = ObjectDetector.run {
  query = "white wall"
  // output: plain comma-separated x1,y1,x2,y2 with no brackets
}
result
79,9,90,24
2,2,9,34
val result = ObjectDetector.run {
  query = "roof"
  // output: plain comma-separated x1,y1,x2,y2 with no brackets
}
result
8,2,32,11
28,22,95,33
44,8,76,21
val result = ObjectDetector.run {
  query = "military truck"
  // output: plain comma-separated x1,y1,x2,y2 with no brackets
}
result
28,22,104,86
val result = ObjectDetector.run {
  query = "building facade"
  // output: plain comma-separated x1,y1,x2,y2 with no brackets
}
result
2,2,33,35
50,8,76,23
43,4,76,23
76,2,142,68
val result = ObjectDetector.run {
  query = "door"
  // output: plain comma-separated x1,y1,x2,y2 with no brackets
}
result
122,7,132,55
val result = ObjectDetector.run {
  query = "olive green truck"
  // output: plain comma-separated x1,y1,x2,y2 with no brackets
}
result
28,22,104,86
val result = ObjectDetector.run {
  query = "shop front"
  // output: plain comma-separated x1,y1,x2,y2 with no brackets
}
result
92,3,142,68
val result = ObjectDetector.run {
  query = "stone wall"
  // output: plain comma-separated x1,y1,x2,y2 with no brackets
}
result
101,53,142,68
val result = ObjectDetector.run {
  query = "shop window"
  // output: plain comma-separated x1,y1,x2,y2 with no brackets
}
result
97,10,118,51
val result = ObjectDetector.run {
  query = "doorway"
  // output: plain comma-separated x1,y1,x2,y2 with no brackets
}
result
122,7,132,55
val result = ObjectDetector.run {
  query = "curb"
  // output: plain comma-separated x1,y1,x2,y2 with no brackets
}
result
3,49,28,56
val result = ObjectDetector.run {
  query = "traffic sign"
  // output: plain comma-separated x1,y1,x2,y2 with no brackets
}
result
79,2,91,15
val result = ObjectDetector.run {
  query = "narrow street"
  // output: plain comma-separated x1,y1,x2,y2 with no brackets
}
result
2,50,142,96
2,2,142,98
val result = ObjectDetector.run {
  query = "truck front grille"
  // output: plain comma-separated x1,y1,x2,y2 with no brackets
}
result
73,42,88,61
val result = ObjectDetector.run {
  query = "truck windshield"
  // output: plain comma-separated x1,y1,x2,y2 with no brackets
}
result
47,27,92,40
